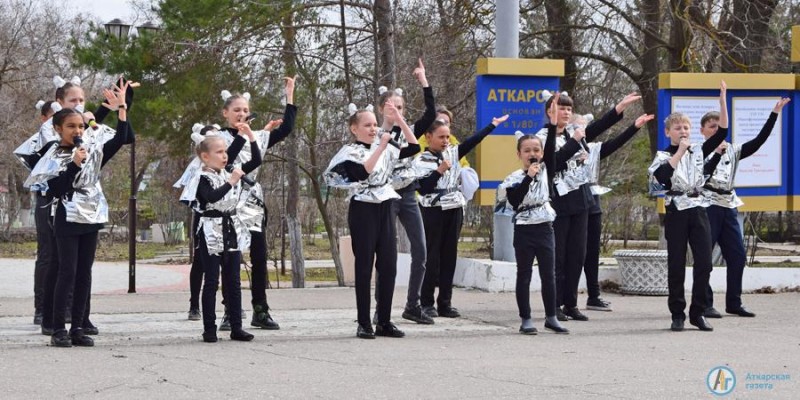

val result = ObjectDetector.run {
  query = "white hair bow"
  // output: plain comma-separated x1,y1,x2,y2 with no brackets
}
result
220,90,232,101
53,75,81,88
514,130,525,140
242,92,251,101
35,100,45,110
541,90,569,102
347,103,374,116
378,86,403,96
51,103,62,113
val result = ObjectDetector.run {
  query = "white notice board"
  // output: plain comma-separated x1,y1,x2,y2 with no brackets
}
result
731,97,781,187
671,97,720,143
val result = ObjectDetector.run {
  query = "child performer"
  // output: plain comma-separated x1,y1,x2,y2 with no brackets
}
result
579,112,654,312
700,97,791,319
324,102,418,339
14,99,61,325
25,81,133,347
373,59,436,324
496,100,568,335
191,129,262,343
415,114,509,318
537,91,637,322
648,81,729,332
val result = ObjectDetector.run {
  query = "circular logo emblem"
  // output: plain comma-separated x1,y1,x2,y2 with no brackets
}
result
707,366,736,396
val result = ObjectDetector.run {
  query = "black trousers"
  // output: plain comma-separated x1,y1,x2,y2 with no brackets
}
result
513,223,557,319
706,205,747,310
349,200,396,326
664,206,712,320
583,211,602,300
420,206,463,309
553,210,588,309
51,232,98,333
197,234,243,332
189,214,270,310
34,195,53,312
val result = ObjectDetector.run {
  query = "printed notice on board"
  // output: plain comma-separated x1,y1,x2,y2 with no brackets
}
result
732,98,781,187
671,97,719,143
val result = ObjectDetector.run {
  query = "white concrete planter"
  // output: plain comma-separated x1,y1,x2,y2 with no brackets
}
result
613,250,669,296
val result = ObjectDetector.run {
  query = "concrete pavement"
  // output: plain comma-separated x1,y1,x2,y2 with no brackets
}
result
1,257,798,399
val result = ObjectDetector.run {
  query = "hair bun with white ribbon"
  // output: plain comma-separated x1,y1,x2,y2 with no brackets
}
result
51,103,62,113
242,92,251,101
220,90,232,101
35,100,45,110
514,130,525,140
378,86,388,95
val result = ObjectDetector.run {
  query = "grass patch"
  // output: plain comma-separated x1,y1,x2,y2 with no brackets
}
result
0,240,181,261
240,267,338,283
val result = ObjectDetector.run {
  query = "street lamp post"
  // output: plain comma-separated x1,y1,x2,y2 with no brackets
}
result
104,18,159,293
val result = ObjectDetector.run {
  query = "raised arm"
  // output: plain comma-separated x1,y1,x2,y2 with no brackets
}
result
266,76,298,148
599,114,653,159
411,58,436,137
740,98,790,160
457,115,508,158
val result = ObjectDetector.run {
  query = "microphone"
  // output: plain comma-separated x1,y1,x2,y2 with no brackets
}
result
73,136,86,164
245,113,258,123
225,164,256,186
87,119,99,130
529,157,540,164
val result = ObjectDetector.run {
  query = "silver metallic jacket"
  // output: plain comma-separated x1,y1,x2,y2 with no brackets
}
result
23,124,117,224
648,143,710,210
536,126,589,196
386,128,424,190
220,130,270,232
703,142,744,208
585,142,612,196
324,142,400,203
414,144,466,210
496,169,556,225
14,119,58,171
197,169,251,255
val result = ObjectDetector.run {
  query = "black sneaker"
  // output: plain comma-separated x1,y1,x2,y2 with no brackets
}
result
70,331,95,347
51,330,72,348
422,306,438,318
203,328,218,343
231,329,255,341
251,305,280,330
41,326,55,336
563,307,588,321
357,323,375,339
671,318,685,332
586,297,613,312
437,306,461,318
188,308,201,321
556,308,569,321
402,306,435,325
33,309,43,325
375,323,405,338
219,313,231,331
82,321,99,336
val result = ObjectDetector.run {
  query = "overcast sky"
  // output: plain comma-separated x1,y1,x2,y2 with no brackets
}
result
67,0,146,26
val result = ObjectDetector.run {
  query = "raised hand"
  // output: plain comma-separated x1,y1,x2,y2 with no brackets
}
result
384,101,403,124
264,119,283,132
526,162,540,178
437,159,452,174
720,80,727,96
412,58,428,87
492,114,510,126
572,127,586,142
235,122,255,141
228,167,245,185
73,147,87,166
548,97,558,126
615,92,641,113
773,97,790,113
284,75,297,104
102,79,129,110
678,137,691,153
635,114,655,128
